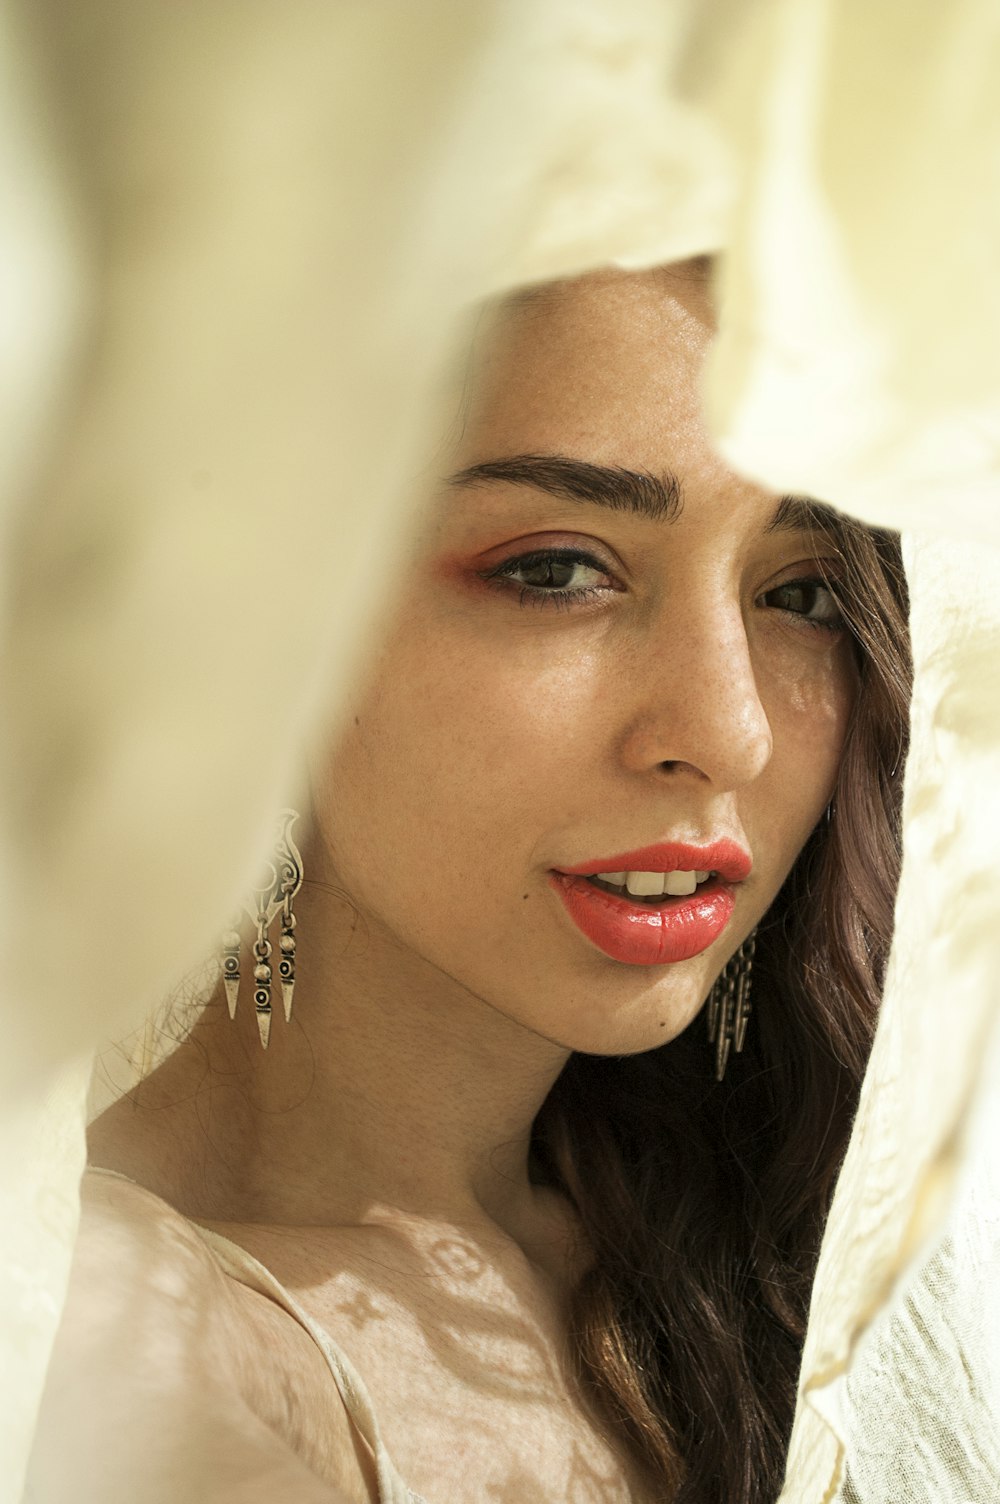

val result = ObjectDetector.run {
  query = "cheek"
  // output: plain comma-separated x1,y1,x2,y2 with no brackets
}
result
763,639,857,802
326,617,604,876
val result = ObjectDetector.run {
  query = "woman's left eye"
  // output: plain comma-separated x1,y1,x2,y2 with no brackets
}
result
480,548,613,609
762,576,846,632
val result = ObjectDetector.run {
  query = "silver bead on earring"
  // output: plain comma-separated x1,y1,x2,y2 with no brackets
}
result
220,808,304,1048
706,928,757,1082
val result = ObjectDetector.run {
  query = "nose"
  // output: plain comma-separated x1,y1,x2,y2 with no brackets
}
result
617,598,773,790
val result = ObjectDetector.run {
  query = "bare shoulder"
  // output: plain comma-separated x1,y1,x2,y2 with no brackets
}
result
78,1164,234,1281
35,1167,375,1502
42,1168,250,1408
73,1170,237,1351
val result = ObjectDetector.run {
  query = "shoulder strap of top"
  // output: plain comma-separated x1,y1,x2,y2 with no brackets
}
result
84,1166,428,1504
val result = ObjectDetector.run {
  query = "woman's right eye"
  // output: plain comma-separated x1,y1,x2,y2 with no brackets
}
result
480,548,615,608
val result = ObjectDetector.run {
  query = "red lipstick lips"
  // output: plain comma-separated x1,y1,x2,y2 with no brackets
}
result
549,839,751,966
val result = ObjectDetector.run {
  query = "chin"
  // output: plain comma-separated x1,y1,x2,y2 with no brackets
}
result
520,994,702,1059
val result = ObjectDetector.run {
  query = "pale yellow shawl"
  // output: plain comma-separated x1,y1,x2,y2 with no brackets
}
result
3,3,999,1502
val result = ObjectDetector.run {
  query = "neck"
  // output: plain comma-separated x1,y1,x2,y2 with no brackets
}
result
90,875,572,1247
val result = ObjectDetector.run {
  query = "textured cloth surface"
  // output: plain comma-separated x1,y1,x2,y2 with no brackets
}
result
3,4,1000,1503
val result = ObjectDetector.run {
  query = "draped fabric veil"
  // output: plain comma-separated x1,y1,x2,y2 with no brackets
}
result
2,3,999,1501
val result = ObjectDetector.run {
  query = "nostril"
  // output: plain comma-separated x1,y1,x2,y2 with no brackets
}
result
657,760,705,778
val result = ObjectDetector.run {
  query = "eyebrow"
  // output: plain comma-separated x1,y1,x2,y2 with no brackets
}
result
447,453,838,534
449,454,680,522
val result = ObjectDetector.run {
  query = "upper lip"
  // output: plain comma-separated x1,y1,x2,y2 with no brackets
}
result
555,839,752,883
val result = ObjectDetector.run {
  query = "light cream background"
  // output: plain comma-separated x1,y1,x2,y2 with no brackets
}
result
2,2,999,1501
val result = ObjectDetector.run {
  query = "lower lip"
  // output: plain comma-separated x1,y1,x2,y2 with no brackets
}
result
548,872,736,966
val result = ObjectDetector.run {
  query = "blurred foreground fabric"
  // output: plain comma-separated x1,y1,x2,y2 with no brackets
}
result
2,2,999,1501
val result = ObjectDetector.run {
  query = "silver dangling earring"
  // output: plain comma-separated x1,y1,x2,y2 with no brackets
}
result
706,927,758,1082
220,808,304,1048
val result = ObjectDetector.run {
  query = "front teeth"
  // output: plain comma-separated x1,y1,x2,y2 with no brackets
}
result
596,869,712,897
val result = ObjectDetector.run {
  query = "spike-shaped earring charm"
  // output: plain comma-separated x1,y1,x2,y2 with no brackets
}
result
221,918,243,1020
252,901,273,1049
706,963,736,1081
732,930,756,1055
278,897,297,1023
706,964,723,1047
273,809,303,1026
706,928,758,1082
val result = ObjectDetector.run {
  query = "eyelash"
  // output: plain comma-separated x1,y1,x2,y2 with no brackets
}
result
481,548,609,613
766,577,846,633
480,547,847,632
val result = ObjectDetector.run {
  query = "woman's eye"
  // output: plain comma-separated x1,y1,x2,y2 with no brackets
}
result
764,576,846,632
481,549,613,608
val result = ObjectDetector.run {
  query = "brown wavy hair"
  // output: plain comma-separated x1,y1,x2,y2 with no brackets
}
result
532,510,912,1504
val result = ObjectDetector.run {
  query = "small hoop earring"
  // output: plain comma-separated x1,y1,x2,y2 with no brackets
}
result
706,927,758,1082
220,808,304,1048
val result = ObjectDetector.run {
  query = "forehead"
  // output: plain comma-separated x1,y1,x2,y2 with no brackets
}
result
458,266,719,476
446,266,841,544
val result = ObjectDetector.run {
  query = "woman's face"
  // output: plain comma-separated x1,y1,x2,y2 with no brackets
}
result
309,267,857,1056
